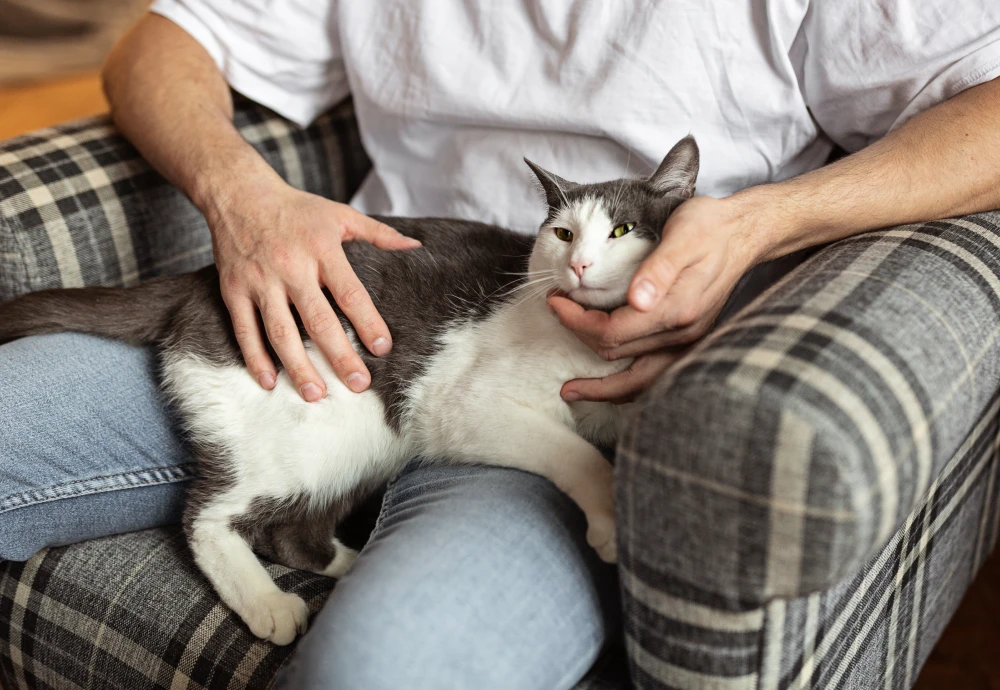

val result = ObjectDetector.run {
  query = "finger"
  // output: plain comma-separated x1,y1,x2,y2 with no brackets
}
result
259,292,326,402
345,211,422,250
288,283,372,394
629,228,695,312
548,294,664,352
224,292,277,390
322,250,393,360
561,352,677,403
602,329,702,359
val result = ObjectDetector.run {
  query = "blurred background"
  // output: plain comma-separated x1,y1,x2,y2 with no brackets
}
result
0,0,147,138
0,2,997,688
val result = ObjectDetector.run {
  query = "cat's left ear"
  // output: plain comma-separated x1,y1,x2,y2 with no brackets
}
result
524,158,575,210
648,135,699,198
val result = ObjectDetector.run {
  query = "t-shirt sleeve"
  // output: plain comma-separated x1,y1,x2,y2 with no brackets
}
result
800,2,1000,152
150,0,349,127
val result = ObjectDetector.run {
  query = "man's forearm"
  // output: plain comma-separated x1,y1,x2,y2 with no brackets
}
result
102,13,284,225
739,77,1000,262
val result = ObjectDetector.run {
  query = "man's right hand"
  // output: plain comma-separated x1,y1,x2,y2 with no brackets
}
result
103,13,419,402
211,183,421,401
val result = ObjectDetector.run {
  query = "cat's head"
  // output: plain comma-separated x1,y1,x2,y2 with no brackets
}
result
525,136,699,310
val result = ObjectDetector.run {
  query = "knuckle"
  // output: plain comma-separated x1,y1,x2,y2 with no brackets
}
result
671,305,701,328
307,309,339,336
336,285,368,310
599,332,621,350
330,353,360,373
267,320,294,344
244,354,269,373
221,271,244,294
285,363,312,382
597,347,617,362
232,320,256,342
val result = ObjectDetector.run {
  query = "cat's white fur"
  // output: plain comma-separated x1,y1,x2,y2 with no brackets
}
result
166,196,649,644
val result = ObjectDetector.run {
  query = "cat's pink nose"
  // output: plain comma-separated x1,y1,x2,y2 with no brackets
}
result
571,260,592,280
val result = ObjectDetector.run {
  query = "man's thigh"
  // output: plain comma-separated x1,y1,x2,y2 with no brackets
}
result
277,459,621,690
0,333,195,560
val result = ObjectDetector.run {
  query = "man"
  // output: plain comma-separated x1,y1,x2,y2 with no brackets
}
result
1,1,998,688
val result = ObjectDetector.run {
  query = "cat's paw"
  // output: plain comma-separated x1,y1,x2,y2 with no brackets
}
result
317,539,359,578
586,512,617,564
242,591,310,645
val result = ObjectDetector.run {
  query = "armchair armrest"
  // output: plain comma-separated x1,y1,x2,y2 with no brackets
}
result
0,95,370,300
617,210,1000,607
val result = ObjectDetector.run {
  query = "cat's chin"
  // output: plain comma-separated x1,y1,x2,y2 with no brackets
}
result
566,286,628,312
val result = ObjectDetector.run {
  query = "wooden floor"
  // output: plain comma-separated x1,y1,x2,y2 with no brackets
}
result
1,70,999,690
0,71,107,139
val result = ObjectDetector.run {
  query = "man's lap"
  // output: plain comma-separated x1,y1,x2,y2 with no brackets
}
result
276,459,619,690
0,333,619,686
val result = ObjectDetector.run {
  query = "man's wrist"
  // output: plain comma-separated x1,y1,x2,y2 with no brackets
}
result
192,153,288,230
722,182,811,266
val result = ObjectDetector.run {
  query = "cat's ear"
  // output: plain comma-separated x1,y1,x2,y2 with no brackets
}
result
524,158,574,209
648,135,699,198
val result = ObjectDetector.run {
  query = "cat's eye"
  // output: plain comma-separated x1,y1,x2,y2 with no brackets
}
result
611,222,635,239
554,227,574,242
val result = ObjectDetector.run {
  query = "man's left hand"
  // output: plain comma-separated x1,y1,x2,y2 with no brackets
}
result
548,195,764,403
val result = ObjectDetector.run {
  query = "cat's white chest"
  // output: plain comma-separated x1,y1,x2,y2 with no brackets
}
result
405,299,628,455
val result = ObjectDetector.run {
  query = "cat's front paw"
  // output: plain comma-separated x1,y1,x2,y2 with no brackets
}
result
586,512,617,564
242,591,310,645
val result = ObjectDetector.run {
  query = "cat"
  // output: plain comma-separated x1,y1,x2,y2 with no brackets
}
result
0,135,699,645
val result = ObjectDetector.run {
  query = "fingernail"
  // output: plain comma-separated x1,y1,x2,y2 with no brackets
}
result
372,337,391,356
258,372,276,389
563,391,581,402
346,372,368,393
405,238,422,247
300,382,323,402
633,280,657,310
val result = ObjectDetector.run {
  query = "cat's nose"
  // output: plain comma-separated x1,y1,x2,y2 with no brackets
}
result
570,260,592,280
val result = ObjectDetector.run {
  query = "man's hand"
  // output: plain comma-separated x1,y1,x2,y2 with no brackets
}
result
549,195,763,403
103,14,424,402
211,183,420,401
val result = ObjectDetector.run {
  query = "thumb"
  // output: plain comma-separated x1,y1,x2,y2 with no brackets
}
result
629,234,684,312
350,213,422,250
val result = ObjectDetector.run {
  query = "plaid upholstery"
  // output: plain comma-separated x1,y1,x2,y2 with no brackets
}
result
0,529,336,690
618,212,1000,688
0,94,371,300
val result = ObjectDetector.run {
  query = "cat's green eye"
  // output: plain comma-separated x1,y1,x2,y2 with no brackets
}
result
554,227,574,242
611,222,635,239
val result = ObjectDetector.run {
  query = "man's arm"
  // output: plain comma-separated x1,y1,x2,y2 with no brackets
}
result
102,14,420,402
551,77,1000,402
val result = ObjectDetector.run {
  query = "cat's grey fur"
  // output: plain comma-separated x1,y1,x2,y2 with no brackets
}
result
0,136,699,644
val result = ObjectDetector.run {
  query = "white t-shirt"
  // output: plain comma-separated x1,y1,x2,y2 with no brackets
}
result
152,0,1000,233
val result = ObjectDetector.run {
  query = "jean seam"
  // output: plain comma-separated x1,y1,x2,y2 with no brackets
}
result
0,462,199,514
370,457,427,538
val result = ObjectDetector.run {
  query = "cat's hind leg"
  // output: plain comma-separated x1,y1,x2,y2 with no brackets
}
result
184,484,310,645
232,493,374,579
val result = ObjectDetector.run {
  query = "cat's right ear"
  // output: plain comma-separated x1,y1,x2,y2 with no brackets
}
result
648,136,699,198
524,158,574,210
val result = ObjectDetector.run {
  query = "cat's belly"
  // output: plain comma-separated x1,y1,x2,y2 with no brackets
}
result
161,349,410,504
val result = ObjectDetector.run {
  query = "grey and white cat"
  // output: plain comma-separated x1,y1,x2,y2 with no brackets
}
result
0,136,698,645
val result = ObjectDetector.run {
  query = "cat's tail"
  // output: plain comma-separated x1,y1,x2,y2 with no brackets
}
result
0,272,201,347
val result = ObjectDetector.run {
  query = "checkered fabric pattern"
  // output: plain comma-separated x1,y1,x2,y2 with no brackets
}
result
0,94,370,301
618,212,1000,688
0,530,337,689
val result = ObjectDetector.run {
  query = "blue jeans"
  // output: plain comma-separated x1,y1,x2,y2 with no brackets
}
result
0,333,619,689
